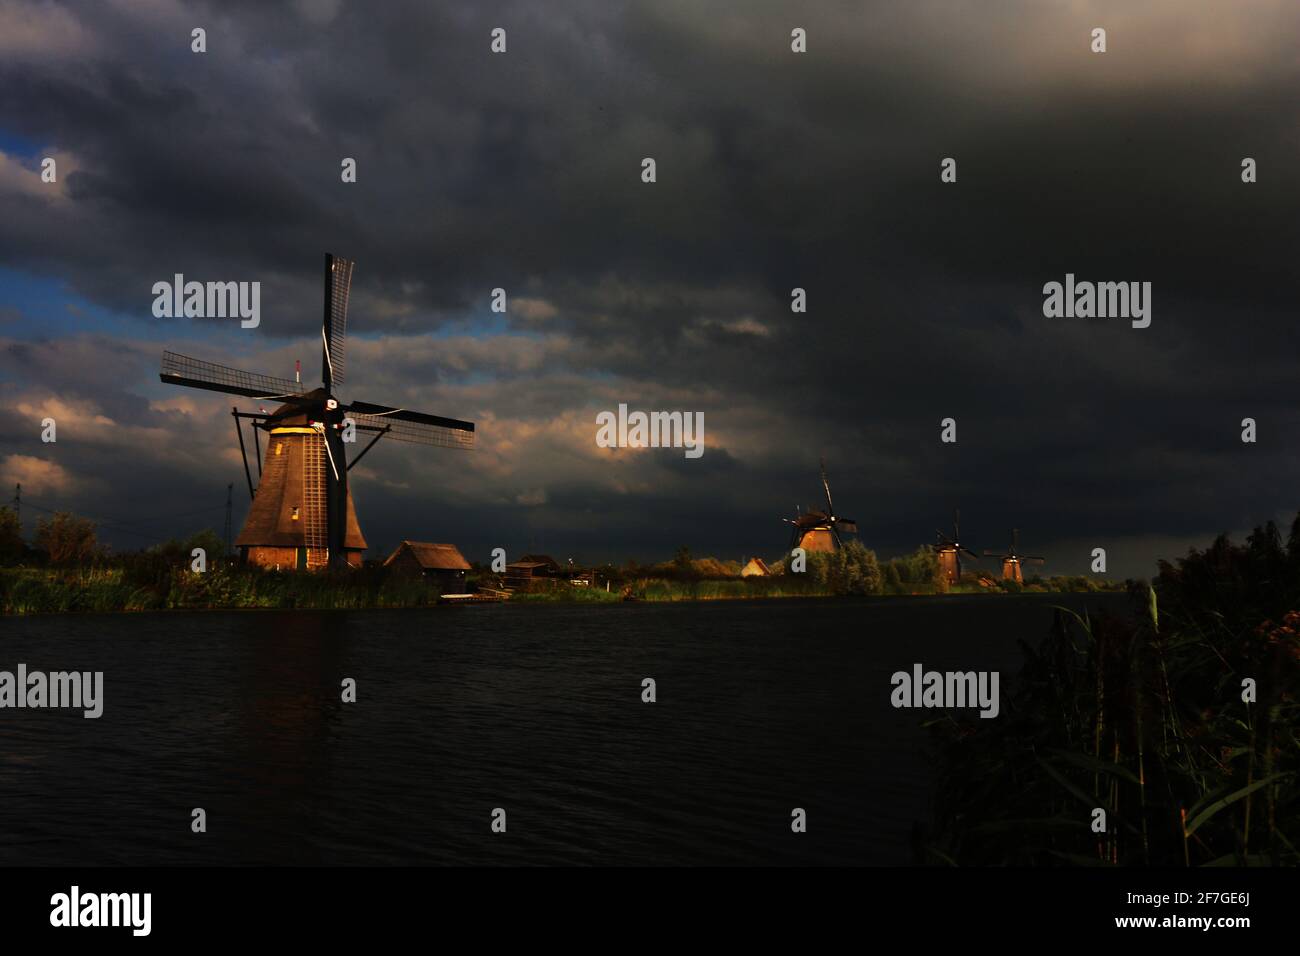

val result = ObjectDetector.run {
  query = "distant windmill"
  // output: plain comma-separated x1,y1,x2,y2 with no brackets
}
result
159,254,475,571
983,528,1044,583
783,459,858,553
934,509,978,584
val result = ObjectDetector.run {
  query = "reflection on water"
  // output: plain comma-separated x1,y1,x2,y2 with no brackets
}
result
0,593,1130,865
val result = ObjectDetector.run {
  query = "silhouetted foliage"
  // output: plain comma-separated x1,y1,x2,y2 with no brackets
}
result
33,511,98,566
0,506,22,565
926,513,1300,866
881,546,944,594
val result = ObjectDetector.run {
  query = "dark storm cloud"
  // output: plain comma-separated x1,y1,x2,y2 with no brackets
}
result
1,1,1298,573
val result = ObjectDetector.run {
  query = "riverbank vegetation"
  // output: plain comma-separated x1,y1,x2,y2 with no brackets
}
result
924,515,1300,866
0,505,1119,614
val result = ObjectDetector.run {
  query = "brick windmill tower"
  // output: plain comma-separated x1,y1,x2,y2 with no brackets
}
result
159,254,475,570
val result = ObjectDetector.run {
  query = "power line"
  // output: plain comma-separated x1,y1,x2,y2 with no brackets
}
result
20,495,226,529
22,501,172,542
18,495,230,544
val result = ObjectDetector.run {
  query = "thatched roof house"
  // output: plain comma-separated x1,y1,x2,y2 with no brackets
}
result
383,541,471,589
741,557,771,577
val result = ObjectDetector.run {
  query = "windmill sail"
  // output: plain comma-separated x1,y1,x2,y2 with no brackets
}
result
347,402,474,449
161,351,305,401
322,254,353,390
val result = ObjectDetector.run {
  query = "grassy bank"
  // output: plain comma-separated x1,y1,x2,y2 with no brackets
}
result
0,564,1121,614
0,564,839,614
0,565,449,614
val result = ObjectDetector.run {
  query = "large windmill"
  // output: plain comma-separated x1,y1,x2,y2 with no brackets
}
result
934,509,978,584
159,254,474,571
982,528,1044,583
783,459,858,553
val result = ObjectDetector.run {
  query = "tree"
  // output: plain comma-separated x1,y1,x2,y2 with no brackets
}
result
0,506,22,564
34,511,98,565
883,563,903,594
672,545,695,579
831,540,882,595
185,528,227,561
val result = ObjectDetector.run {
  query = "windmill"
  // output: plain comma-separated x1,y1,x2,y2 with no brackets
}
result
159,254,474,571
982,528,1044,583
934,509,978,584
783,459,857,553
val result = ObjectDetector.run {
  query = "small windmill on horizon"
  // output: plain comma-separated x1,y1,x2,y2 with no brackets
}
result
783,459,857,553
159,254,475,571
983,528,1045,583
934,509,978,585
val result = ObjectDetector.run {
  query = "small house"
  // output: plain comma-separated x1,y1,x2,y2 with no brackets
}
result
504,561,556,592
740,557,771,577
518,554,562,573
384,541,471,592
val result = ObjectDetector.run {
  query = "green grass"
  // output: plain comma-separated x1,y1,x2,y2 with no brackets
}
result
0,562,1124,614
0,565,448,614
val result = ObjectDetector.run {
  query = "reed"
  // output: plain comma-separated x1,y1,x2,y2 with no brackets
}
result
923,514,1300,866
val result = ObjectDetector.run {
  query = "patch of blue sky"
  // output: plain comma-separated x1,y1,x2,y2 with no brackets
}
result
0,128,45,158
0,268,258,352
0,268,142,338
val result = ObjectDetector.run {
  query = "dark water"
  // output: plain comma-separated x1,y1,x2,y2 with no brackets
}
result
0,593,1129,865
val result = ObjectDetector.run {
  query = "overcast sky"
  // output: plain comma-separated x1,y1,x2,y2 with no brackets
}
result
1,0,1298,576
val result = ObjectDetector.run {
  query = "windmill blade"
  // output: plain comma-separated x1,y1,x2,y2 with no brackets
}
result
161,351,306,401
960,547,979,559
820,459,834,516
321,254,353,391
981,550,1005,558
834,518,857,534
345,400,474,449
1024,556,1046,564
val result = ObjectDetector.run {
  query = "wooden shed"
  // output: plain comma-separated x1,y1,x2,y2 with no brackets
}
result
505,560,558,592
383,541,472,591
